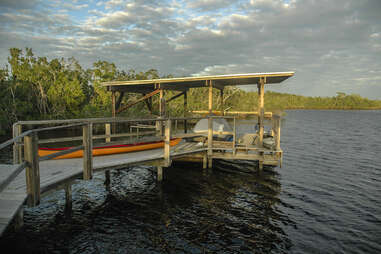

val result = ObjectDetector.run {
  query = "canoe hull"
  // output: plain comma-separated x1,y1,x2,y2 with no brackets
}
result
39,138,182,160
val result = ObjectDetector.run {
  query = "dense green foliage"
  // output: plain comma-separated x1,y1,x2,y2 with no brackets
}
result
1,48,380,136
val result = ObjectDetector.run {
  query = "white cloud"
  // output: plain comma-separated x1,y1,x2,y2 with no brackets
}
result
1,0,381,99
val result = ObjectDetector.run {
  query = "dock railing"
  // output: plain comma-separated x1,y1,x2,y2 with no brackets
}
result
2,114,282,207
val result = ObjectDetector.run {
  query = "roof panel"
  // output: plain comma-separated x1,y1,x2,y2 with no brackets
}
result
103,72,294,93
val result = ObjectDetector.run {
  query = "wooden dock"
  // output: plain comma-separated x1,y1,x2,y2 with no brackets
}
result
0,72,293,237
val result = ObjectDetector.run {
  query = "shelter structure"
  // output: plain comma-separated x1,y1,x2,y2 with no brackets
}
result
103,72,294,146
0,72,294,236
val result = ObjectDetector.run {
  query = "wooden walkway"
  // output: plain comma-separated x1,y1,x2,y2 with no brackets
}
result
0,114,283,237
0,140,204,236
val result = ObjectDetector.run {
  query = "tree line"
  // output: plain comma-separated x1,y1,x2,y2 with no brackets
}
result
1,48,380,136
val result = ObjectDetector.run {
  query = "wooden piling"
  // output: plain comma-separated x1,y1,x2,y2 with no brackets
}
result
274,115,281,151
203,152,207,169
83,123,93,180
105,170,111,191
184,91,188,133
257,78,265,147
164,119,171,167
157,166,163,182
24,132,40,206
220,89,224,116
64,183,72,216
105,123,111,143
208,80,213,114
13,124,22,164
14,208,24,230
208,116,213,169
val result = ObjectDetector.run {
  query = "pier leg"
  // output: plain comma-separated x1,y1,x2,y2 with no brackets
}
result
64,184,72,217
13,124,22,164
14,208,23,230
258,151,264,172
203,153,207,169
24,132,40,207
105,170,111,191
83,123,93,180
258,160,263,171
105,123,111,143
208,158,213,169
157,166,163,182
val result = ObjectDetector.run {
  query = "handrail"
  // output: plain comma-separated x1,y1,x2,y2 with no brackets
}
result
1,123,85,151
0,130,33,150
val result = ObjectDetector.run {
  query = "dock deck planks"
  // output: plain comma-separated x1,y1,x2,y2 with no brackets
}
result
0,141,205,236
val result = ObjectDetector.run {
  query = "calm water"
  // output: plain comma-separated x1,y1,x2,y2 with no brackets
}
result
1,110,380,253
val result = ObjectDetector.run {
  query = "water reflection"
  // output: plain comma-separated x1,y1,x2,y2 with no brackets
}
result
1,160,292,253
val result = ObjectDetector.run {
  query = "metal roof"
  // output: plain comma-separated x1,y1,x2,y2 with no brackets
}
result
102,72,294,93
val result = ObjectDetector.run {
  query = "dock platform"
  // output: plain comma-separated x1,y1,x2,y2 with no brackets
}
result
0,72,293,237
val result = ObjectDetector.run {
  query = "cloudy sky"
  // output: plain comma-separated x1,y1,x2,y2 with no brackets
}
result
0,0,380,99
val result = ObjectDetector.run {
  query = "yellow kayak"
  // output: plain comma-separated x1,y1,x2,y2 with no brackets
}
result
38,138,182,159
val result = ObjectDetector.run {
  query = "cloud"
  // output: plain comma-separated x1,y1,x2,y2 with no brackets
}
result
0,0,381,99
187,0,234,11
0,0,40,9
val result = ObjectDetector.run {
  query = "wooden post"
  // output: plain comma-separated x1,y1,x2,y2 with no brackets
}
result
275,115,281,151
208,80,213,114
13,124,22,164
105,170,111,191
233,117,236,155
164,119,171,167
203,152,207,169
184,91,187,133
207,80,214,168
83,123,93,180
257,78,265,147
112,91,116,134
64,183,72,216
157,166,163,182
105,123,111,143
259,159,263,171
220,88,224,116
208,116,213,168
24,132,40,207
14,208,23,230
158,88,165,136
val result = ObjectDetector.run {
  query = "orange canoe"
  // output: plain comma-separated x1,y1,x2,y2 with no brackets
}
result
39,138,182,160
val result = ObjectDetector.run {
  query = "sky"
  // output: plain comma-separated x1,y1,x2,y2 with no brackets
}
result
0,0,381,99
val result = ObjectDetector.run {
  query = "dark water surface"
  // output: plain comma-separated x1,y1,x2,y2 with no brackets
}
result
1,110,380,253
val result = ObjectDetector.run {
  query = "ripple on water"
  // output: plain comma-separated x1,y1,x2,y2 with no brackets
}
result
1,110,381,253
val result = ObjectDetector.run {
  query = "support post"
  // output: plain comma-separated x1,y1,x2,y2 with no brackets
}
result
208,116,213,168
220,88,224,116
14,208,23,230
64,183,72,216
203,152,207,169
13,124,22,164
105,170,111,191
233,117,236,155
83,123,93,180
157,166,163,182
275,115,281,151
257,78,265,147
24,132,40,207
112,91,116,134
105,123,111,143
208,80,213,114
184,91,187,133
164,119,171,167
259,159,263,171
157,88,165,136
